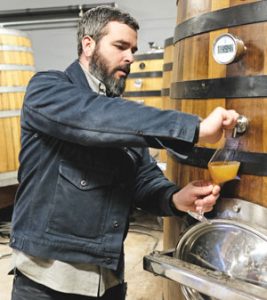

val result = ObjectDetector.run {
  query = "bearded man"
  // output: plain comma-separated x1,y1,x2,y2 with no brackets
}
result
10,5,238,300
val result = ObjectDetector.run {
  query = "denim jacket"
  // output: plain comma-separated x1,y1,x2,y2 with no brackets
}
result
10,61,199,271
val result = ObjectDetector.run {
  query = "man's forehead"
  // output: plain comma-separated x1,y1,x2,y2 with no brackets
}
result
105,21,137,35
104,21,138,48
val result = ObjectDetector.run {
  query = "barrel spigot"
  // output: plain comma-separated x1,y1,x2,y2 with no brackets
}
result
232,115,249,138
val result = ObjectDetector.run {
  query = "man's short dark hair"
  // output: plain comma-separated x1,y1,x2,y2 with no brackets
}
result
77,5,139,57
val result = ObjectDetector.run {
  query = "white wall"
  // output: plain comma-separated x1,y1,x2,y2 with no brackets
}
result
0,0,177,71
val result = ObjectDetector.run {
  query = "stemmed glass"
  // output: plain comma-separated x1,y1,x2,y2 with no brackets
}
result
188,141,241,223
208,146,240,185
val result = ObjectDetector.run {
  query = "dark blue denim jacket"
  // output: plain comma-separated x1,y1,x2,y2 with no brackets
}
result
10,61,199,272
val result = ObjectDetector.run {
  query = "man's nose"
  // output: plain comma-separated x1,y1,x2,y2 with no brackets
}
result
124,50,134,64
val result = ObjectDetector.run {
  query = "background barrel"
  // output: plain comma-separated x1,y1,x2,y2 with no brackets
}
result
0,28,35,209
161,36,184,299
163,1,267,299
161,36,179,165
124,51,163,108
161,37,175,111
124,50,165,163
160,37,176,164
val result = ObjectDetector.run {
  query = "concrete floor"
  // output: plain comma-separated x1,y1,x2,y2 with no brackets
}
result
0,209,164,300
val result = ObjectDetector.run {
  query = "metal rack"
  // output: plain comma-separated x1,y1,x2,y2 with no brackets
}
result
0,3,116,30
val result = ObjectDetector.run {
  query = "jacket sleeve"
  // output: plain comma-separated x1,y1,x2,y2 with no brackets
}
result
23,70,199,156
132,148,185,217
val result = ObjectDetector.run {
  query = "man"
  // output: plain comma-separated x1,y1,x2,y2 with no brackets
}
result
10,6,239,300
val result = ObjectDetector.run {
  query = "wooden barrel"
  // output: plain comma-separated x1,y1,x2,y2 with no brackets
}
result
163,1,267,298
124,51,164,108
162,37,179,248
162,35,187,300
124,51,165,162
159,37,176,164
0,28,35,208
161,37,176,111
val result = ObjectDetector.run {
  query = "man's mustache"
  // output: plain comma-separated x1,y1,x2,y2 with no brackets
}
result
114,64,131,76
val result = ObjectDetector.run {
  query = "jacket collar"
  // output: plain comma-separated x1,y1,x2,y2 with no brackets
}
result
64,59,91,90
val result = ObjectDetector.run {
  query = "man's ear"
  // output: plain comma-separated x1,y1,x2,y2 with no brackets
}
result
82,36,96,58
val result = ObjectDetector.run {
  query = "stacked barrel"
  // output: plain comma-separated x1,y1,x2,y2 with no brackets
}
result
124,50,166,163
0,28,35,209
161,37,176,111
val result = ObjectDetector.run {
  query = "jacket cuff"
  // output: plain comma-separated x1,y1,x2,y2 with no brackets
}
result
169,197,186,217
160,186,186,217
193,119,200,144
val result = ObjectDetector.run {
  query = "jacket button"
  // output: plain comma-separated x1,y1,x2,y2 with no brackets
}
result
113,221,119,228
80,180,87,187
106,258,112,264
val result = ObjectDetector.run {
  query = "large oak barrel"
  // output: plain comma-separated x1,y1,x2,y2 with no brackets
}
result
0,28,35,209
170,0,267,207
163,1,267,299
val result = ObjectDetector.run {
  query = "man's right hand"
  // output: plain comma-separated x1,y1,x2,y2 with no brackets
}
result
198,107,239,144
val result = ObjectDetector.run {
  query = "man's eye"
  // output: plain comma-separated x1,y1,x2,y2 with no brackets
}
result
115,44,125,50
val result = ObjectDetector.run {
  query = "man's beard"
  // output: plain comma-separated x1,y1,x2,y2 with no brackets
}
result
89,48,130,97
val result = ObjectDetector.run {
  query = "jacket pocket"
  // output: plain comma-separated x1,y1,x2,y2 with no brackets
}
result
46,160,113,241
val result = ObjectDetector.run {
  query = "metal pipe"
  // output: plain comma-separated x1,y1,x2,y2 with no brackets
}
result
0,3,116,27
1,18,79,29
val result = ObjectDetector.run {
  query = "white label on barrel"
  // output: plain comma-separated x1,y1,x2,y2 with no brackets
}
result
213,34,237,64
134,78,143,88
